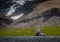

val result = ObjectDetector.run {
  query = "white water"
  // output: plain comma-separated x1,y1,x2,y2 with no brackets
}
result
13,0,26,5
6,0,26,16
6,4,17,16
6,0,27,20
11,13,24,21
6,0,32,20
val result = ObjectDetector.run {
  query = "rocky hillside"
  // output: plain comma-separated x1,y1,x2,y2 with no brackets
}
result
13,0,60,28
0,0,60,28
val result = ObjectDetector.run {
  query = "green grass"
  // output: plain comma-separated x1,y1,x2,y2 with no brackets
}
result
0,27,36,36
40,26,60,36
0,26,60,36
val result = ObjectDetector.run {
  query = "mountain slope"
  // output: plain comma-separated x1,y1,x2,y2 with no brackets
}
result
13,0,60,28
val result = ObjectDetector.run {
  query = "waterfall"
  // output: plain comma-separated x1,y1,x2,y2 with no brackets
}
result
6,4,17,16
6,0,33,20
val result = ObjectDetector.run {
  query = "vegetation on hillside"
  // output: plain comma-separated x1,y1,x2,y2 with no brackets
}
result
0,26,60,36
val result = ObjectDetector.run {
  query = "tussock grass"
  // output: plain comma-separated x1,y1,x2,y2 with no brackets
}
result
0,26,60,36
0,27,36,36
40,26,60,36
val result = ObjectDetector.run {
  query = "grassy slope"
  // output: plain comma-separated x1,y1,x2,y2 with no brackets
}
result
40,26,60,36
0,26,60,36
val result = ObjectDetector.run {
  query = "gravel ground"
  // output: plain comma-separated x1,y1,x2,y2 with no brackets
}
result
0,36,60,42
